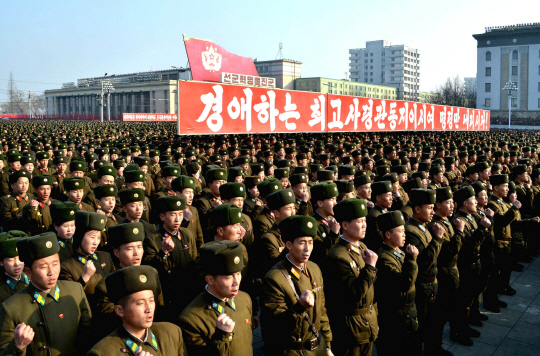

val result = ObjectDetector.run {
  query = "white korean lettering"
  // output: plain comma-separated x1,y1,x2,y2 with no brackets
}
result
398,102,408,130
309,95,326,131
374,100,387,129
227,88,253,131
254,91,279,131
279,93,301,130
197,85,223,132
388,102,398,130
361,99,373,130
345,98,361,130
328,99,343,129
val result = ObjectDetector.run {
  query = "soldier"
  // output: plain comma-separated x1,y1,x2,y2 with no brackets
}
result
310,182,340,268
51,156,69,200
252,178,282,241
179,240,253,355
242,176,263,222
404,189,445,354
66,160,93,200
93,184,122,249
325,198,378,356
63,177,95,212
118,188,156,238
0,170,33,232
261,215,333,355
335,179,355,201
50,201,78,262
88,265,186,356
354,174,375,209
194,168,228,243
364,180,393,252
0,232,29,303
172,175,204,249
290,173,313,216
0,232,92,355
375,211,421,356
219,182,254,253
83,165,120,211
32,151,55,176
1,153,22,197
152,166,181,201
123,169,152,222
143,195,198,322
401,177,423,221
22,175,55,236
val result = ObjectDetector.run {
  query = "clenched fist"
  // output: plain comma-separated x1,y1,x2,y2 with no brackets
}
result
14,323,34,350
216,313,235,333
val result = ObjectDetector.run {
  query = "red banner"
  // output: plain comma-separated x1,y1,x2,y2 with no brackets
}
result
122,113,177,122
184,36,258,82
178,81,490,135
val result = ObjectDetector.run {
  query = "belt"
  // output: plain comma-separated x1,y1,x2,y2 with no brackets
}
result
351,304,373,316
499,238,512,242
289,334,320,351
399,302,415,310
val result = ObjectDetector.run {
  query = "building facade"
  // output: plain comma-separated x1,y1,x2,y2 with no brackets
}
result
349,40,421,101
473,23,540,119
294,77,398,100
254,59,302,90
464,77,477,95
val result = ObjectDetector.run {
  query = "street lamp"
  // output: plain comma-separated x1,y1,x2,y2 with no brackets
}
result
502,81,518,128
27,90,32,119
103,81,115,121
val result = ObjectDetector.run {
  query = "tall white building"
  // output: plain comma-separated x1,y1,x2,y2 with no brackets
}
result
473,23,540,119
464,77,477,95
349,40,421,101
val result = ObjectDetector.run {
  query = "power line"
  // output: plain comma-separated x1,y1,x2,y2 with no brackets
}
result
0,79,61,85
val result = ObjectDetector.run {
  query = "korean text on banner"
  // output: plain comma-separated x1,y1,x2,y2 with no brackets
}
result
122,114,177,122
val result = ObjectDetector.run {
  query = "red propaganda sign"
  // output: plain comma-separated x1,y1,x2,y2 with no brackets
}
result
183,35,258,82
122,113,177,122
177,81,490,135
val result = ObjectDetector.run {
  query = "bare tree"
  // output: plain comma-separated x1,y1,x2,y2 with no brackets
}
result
428,75,476,108
1,73,45,115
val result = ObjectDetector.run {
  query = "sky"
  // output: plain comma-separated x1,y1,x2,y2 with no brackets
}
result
1,0,538,102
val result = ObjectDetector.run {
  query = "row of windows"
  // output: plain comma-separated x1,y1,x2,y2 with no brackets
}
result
485,49,540,62
485,98,540,109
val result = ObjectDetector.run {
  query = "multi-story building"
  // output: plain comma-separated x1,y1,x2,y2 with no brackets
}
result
294,77,398,100
473,23,540,119
464,77,477,95
253,59,302,90
349,40,421,101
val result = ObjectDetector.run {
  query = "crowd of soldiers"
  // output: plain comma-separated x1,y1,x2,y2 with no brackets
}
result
0,121,537,356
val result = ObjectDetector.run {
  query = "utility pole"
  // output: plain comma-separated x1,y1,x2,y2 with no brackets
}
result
99,81,104,123
103,81,115,121
503,81,517,128
27,90,32,119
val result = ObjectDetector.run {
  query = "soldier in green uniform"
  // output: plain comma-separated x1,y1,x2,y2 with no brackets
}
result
1,153,22,197
0,232,29,303
195,168,228,243
512,164,535,263
404,189,445,355
172,175,204,249
290,173,314,216
152,166,181,201
84,165,120,212
324,198,378,356
93,184,122,250
242,176,263,222
66,160,93,200
119,188,156,238
88,265,186,356
365,181,393,252
252,178,282,241
400,178,423,221
219,182,254,252
63,177,95,212
354,174,374,209
123,169,152,223
0,169,33,232
22,175,55,236
375,210,421,356
33,151,55,176
50,201,78,262
310,182,340,269
179,240,253,355
0,232,92,355
143,195,198,322
261,215,333,356
51,156,69,200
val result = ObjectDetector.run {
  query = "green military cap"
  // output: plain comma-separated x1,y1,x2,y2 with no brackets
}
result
124,170,146,183
412,171,427,181
275,159,292,169
317,170,334,181
471,181,487,196
267,189,295,211
219,183,247,200
251,164,264,175
20,156,34,165
119,188,145,204
290,173,308,187
106,265,161,304
149,150,160,157
512,164,527,176
227,167,244,182
171,175,197,192
9,169,31,184
200,240,244,275
458,151,469,159
353,174,372,188
161,166,182,178
186,162,200,176
377,211,406,233
50,202,78,225
233,157,250,166
97,166,117,179
7,154,21,163
280,215,318,242
490,174,509,186
257,178,282,198
124,164,141,172
454,185,475,206
327,165,338,174
338,165,356,177
410,188,436,207
531,169,540,180
210,203,242,227
391,165,408,175
244,176,261,189
334,198,368,223
508,181,517,194
435,187,453,203
0,236,27,259
382,173,399,184
63,177,85,190
70,160,87,172
94,184,118,199
274,168,289,180
311,182,339,203
474,161,490,173
54,156,68,165
310,164,323,173
31,175,52,188
206,168,227,183
336,179,355,195
113,159,126,169
36,152,50,160
294,166,309,175
17,232,60,265
74,211,106,243
376,165,391,177
157,196,186,213
108,222,145,248
429,165,443,176
371,181,393,196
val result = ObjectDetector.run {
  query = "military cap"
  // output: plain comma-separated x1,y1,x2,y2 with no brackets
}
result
17,232,60,265
490,174,509,186
410,189,436,207
210,203,243,227
473,161,490,174
94,184,118,199
156,195,186,213
412,171,427,180
36,152,50,160
9,169,31,184
391,165,408,175
317,170,335,181
338,165,356,177
220,183,247,200
418,162,431,172
531,169,540,180
311,182,339,203
113,159,126,169
371,180,393,196
376,165,391,177
0,234,28,259
70,160,87,172
512,164,527,176
31,175,52,188
377,211,406,233
274,168,289,180
217,149,228,156
453,185,475,206
63,177,85,190
275,159,292,169
119,188,145,204
244,176,261,189
96,165,117,179
74,211,107,244
258,178,282,198
247,164,262,176
353,174,372,188
7,154,21,163
200,240,244,275
402,178,422,194
280,215,318,243
292,166,307,175
124,170,146,183
333,198,368,223
310,164,323,173
435,187,453,203
458,151,469,159
53,156,68,165
50,202,78,225
429,165,443,176
267,189,296,211
471,181,487,196
20,156,34,165
160,166,180,179
233,157,250,166
508,181,517,194
206,168,227,183
290,173,308,187
382,173,399,183
171,175,197,193
106,265,161,304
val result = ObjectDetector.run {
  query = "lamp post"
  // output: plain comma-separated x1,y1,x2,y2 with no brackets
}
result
502,81,518,128
104,81,115,121
27,90,32,119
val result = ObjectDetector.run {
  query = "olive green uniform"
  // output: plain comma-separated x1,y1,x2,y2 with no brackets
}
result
57,237,75,263
364,204,387,252
0,273,29,304
252,206,275,242
312,211,339,269
21,199,55,236
242,197,263,222
0,193,33,232
194,194,220,243
258,224,286,277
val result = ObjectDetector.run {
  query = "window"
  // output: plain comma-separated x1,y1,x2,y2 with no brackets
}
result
486,51,491,61
538,98,540,108
370,66,373,69
370,79,373,82
538,82,540,92
486,67,491,76
485,98,491,107
370,53,373,56
512,50,518,60
512,66,518,76
485,83,491,92
511,98,517,107
370,59,373,63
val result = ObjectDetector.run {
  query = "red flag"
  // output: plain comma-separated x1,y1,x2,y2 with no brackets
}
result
183,35,258,82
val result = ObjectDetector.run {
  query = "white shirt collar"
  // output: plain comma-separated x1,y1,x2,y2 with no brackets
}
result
5,272,20,282
124,326,148,344
286,254,304,271
205,284,227,302
340,235,360,248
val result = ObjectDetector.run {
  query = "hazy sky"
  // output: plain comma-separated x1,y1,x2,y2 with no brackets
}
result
1,0,538,101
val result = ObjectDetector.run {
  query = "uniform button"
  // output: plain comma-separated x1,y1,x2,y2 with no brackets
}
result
37,322,44,326
39,346,48,351
168,270,172,274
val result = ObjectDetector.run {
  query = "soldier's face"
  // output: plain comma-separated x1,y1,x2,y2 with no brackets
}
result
225,197,244,211
180,188,195,206
210,180,226,196
248,186,260,199
207,272,242,299
56,163,67,174
477,191,488,207
280,178,290,190
39,159,48,168
357,184,372,200
318,197,337,217
160,211,183,232
116,290,155,330
99,175,115,185
436,199,454,217
233,176,243,183
415,204,435,223
80,230,101,255
115,241,143,267
127,182,145,190
0,256,24,279
287,237,314,265
99,196,116,213
26,254,61,293
123,201,144,220
275,203,296,221
164,176,175,189
11,177,29,195
292,183,308,199
385,225,406,248
55,221,75,240
398,174,408,184
67,189,83,204
36,185,51,202
343,217,367,240
376,192,393,209
480,169,491,181
219,223,243,242
23,163,34,172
